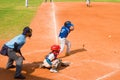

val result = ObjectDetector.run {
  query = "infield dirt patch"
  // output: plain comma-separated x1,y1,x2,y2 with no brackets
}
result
0,2,120,80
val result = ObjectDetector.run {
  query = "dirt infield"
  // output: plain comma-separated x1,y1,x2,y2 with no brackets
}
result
0,2,120,80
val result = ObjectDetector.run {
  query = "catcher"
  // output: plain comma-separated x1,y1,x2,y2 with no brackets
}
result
39,45,70,73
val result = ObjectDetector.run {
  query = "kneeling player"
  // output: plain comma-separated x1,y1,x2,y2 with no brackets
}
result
39,45,69,73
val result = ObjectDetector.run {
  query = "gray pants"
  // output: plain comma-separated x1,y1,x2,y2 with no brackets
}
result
7,48,23,77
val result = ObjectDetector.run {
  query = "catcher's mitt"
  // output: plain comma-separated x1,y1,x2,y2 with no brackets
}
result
61,61,70,67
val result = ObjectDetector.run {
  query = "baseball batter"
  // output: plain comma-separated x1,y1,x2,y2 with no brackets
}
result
58,21,74,56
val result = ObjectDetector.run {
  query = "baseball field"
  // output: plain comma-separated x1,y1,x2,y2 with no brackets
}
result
0,0,120,80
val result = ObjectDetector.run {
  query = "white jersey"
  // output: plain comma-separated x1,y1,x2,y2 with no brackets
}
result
46,53,55,61
43,53,56,67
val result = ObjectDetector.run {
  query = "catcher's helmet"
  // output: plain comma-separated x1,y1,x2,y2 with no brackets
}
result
51,45,60,51
22,26,32,37
64,21,74,27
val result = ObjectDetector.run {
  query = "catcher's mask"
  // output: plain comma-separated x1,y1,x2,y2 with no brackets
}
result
22,26,32,37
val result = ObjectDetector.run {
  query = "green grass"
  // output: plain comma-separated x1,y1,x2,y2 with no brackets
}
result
54,0,120,2
0,0,42,39
92,0,120,2
0,0,120,39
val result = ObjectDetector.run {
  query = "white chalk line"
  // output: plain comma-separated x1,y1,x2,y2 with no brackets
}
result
96,70,120,80
80,59,120,80
81,60,120,69
25,2,120,79
55,59,120,80
23,58,120,80
51,2,58,44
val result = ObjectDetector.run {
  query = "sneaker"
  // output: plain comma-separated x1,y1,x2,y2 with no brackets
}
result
6,65,16,69
50,69,58,73
14,74,26,79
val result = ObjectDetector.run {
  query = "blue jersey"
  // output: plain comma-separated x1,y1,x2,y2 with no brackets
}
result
59,26,70,38
5,34,26,50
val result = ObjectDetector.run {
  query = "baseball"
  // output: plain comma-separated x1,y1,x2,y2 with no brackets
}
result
108,35,111,38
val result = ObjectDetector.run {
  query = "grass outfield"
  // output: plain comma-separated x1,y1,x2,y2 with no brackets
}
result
0,0,42,39
55,0,120,2
0,0,120,39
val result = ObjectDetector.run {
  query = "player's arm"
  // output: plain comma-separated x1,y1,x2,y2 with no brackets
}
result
14,42,25,60
70,26,74,31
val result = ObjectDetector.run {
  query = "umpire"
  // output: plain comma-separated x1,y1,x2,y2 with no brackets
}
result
1,26,32,79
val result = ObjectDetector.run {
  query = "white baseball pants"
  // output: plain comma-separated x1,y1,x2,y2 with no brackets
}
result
59,37,71,54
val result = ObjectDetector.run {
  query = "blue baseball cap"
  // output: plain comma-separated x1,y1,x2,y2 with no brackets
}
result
64,21,74,28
